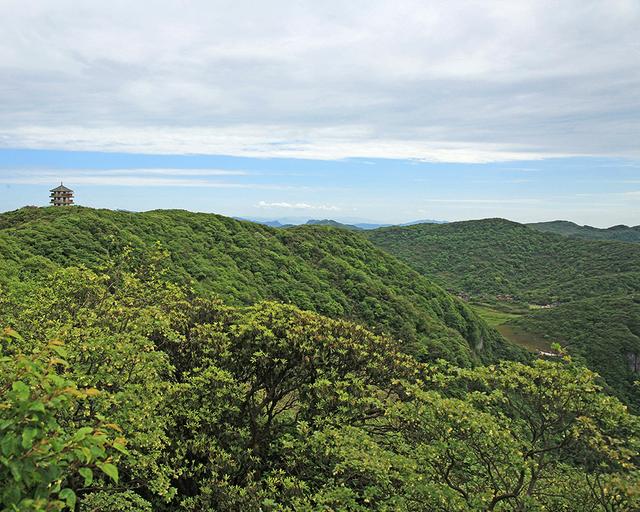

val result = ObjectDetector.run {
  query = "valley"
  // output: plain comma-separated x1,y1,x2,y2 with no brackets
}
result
365,219,640,406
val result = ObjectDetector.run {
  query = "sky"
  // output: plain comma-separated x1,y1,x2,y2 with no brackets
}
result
1,1,639,226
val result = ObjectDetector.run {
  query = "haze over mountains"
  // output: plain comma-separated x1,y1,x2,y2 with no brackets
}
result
240,217,449,230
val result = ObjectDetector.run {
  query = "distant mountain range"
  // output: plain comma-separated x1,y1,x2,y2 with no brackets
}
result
527,220,640,243
229,216,640,243
238,217,448,230
304,219,362,230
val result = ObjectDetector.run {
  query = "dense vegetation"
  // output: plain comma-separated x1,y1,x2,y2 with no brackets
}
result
508,295,640,406
0,207,518,366
1,251,638,510
528,220,640,243
365,218,640,304
365,219,640,408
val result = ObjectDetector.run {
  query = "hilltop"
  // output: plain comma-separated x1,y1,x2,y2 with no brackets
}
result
304,219,362,230
0,207,516,366
528,220,640,243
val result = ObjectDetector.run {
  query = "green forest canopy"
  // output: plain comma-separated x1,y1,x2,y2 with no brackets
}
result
2,258,639,511
528,220,640,243
365,218,640,408
0,207,521,366
365,218,640,304
1,207,639,510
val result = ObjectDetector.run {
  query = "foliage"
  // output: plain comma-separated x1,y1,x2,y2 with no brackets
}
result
1,208,639,510
365,218,640,304
304,219,363,230
0,330,121,512
366,218,640,410
436,357,640,510
0,262,638,510
528,220,640,243
80,491,153,512
0,207,522,365
508,295,640,408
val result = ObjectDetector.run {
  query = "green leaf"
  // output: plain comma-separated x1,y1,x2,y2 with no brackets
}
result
98,462,119,483
112,439,130,456
50,344,68,358
3,327,23,341
21,428,39,449
28,401,46,413
79,467,93,486
3,484,19,505
1,434,18,456
59,488,77,509
72,426,94,441
49,374,67,387
9,461,22,482
12,381,30,401
49,357,69,367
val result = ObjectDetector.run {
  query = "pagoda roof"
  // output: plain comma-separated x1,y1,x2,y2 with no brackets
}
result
50,183,73,192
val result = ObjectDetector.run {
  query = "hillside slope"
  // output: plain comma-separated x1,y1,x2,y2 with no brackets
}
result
0,207,516,366
528,220,640,243
507,295,640,405
365,219,640,407
365,218,640,303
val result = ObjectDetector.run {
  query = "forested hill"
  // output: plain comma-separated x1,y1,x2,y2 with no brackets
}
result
0,206,516,366
365,218,640,303
2,207,640,510
305,219,362,230
528,220,640,243
365,219,640,406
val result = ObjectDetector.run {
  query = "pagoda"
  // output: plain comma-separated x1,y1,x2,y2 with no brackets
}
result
50,183,74,206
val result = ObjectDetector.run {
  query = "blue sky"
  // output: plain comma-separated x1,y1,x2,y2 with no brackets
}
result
2,149,638,226
1,1,639,225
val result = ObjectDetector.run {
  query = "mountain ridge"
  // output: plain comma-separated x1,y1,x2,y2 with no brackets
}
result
0,206,517,367
528,219,640,242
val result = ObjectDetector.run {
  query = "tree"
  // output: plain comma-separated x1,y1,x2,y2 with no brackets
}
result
0,329,122,511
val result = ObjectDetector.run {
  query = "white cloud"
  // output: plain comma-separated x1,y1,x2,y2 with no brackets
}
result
0,1,639,162
257,201,340,211
98,168,248,176
0,168,297,190
0,168,247,177
0,125,549,163
428,198,543,205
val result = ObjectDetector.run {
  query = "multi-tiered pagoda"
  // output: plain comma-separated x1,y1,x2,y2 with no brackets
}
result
50,183,74,206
